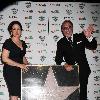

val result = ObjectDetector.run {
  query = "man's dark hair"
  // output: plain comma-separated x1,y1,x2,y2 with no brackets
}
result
61,20,73,30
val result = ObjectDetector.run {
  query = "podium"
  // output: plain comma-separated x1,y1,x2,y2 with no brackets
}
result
21,65,79,100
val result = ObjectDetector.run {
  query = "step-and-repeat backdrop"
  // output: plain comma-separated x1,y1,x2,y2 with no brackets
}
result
0,1,100,100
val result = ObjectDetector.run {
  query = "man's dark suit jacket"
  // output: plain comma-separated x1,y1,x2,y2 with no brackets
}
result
55,32,97,84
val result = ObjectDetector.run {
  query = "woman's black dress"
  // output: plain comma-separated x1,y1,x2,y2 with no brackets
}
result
2,38,27,97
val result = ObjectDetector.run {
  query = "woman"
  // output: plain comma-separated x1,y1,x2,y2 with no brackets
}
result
1,21,29,100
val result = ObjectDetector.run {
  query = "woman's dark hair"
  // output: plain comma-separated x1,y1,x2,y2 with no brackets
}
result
8,21,23,36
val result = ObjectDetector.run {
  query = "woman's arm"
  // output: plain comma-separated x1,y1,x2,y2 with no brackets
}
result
23,56,29,65
2,48,27,69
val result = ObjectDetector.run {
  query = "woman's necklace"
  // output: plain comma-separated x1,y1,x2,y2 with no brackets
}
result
12,38,23,50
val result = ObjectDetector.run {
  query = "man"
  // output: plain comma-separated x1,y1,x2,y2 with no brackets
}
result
55,20,97,100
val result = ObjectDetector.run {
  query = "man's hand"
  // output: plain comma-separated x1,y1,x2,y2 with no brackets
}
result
83,24,94,38
64,63,74,71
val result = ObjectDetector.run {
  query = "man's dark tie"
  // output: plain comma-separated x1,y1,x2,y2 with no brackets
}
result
68,37,73,47
68,37,72,44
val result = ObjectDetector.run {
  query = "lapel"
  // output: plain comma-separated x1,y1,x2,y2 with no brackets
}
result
73,33,84,48
63,37,73,48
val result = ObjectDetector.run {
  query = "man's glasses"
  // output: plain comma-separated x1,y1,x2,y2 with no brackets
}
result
62,26,72,30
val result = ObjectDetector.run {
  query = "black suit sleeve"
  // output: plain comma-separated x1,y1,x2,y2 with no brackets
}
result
85,37,97,50
55,41,64,65
80,32,97,50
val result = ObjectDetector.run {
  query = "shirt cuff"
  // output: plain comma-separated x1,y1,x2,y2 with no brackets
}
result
86,36,93,42
61,62,66,65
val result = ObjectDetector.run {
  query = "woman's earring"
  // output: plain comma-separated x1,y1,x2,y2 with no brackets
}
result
10,32,13,37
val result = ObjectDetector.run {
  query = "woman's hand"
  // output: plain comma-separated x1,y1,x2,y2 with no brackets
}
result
19,64,29,73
